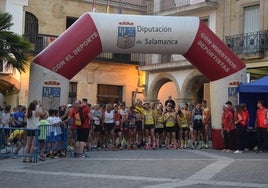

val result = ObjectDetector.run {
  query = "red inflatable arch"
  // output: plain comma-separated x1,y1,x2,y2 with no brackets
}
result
29,13,246,149
32,12,245,81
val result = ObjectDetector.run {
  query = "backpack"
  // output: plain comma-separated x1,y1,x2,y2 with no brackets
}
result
74,107,84,126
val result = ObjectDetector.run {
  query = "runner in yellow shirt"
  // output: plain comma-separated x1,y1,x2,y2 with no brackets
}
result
144,103,156,150
164,105,177,149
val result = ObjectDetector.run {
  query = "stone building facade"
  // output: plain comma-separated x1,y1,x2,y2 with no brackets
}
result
1,0,268,148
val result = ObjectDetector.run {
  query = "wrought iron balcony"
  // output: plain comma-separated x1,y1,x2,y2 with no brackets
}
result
225,30,268,59
77,0,149,13
24,33,144,65
24,33,57,54
153,0,218,15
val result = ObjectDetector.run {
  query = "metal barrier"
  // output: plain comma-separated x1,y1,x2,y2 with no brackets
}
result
0,123,69,163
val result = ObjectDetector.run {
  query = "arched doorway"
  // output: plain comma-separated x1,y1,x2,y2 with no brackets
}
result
24,12,39,49
146,73,180,104
158,82,177,105
181,70,209,105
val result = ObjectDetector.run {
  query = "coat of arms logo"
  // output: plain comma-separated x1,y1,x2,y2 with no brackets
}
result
117,21,135,49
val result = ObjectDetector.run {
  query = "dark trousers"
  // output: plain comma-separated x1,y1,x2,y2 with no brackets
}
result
235,124,247,151
256,127,268,151
223,129,236,150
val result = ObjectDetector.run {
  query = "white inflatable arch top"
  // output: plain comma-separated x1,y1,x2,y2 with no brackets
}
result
33,12,245,81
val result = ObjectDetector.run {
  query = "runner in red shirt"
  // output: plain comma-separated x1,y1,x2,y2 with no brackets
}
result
221,104,236,152
234,105,247,153
255,100,268,153
69,99,91,158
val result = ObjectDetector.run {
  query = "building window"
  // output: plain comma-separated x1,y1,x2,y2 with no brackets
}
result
161,54,171,63
243,5,261,55
68,82,77,104
66,17,78,29
112,53,131,62
97,84,123,104
244,5,260,33
24,12,39,43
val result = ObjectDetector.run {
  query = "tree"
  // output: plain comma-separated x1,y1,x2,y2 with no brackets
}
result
0,12,31,73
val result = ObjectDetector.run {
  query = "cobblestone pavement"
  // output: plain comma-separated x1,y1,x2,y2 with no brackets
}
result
1,148,268,188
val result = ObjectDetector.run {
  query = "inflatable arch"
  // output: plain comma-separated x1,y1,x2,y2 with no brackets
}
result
32,12,245,81
29,13,246,148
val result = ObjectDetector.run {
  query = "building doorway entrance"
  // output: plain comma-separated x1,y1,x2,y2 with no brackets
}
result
97,84,123,104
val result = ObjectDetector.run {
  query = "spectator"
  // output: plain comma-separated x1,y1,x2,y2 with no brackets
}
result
12,105,26,128
38,114,49,161
221,104,236,152
241,103,250,127
225,101,235,116
255,100,268,153
23,100,45,163
59,105,68,122
0,104,12,149
63,104,75,151
165,96,176,110
54,109,64,157
234,105,247,153
241,103,250,150
46,109,58,158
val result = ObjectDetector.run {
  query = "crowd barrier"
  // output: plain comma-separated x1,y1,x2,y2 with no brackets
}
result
0,123,69,163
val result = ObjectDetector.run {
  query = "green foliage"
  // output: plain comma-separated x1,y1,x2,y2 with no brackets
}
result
0,12,32,73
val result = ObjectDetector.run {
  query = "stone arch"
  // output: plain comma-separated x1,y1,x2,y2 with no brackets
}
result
147,73,180,102
181,70,209,104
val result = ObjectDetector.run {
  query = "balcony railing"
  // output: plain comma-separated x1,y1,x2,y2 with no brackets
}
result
225,30,268,59
78,0,149,12
24,33,57,54
95,53,144,65
24,33,145,65
152,0,218,15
